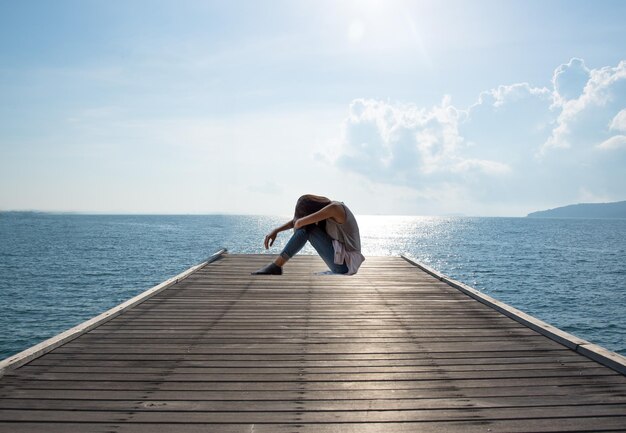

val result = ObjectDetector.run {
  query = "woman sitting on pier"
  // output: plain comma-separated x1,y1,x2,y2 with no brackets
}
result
252,194,365,275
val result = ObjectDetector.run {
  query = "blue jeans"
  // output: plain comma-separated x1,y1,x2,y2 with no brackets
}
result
280,225,349,274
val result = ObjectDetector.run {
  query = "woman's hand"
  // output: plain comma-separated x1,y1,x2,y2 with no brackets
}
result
262,219,296,249
264,230,278,249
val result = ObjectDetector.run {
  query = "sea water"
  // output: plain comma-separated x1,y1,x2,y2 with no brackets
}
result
0,212,624,359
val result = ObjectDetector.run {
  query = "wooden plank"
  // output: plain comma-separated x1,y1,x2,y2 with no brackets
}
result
2,375,623,391
4,395,626,411
1,404,626,422
24,349,583,362
1,385,622,401
18,360,600,374
2,419,626,433
7,364,614,382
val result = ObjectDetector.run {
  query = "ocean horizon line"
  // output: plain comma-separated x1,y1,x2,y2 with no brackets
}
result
1,209,497,218
4,209,626,220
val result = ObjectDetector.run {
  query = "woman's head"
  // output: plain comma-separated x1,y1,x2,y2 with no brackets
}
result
294,194,331,219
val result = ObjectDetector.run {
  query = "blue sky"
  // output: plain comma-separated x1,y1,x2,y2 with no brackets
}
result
1,0,625,216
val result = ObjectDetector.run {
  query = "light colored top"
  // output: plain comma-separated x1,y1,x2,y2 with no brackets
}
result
326,202,365,275
332,240,365,275
325,202,362,252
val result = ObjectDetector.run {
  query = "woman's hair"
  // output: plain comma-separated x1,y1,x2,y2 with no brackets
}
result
294,194,331,219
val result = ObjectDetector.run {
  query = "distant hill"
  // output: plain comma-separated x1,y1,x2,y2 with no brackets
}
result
527,201,626,218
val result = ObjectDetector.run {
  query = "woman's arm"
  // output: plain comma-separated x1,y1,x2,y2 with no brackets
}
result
275,219,295,233
294,202,346,229
264,219,295,249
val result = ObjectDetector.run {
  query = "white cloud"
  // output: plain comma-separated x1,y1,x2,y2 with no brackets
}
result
328,58,626,213
551,57,590,106
597,135,626,150
544,60,626,151
476,82,550,108
609,109,626,131
336,97,506,187
451,159,511,175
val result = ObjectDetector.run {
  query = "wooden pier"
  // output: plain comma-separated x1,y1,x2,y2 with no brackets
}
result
1,252,625,432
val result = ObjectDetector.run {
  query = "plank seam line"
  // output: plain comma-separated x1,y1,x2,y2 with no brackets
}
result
0,248,228,377
400,254,626,376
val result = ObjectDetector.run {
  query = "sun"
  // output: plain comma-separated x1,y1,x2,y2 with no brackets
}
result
338,0,431,66
338,0,394,40
348,19,366,43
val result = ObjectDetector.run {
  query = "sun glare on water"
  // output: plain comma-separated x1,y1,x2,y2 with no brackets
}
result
358,215,455,257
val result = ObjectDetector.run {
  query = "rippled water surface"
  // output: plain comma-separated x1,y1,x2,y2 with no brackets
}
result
1,213,624,359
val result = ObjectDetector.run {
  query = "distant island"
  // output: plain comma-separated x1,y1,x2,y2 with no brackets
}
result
527,200,626,218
